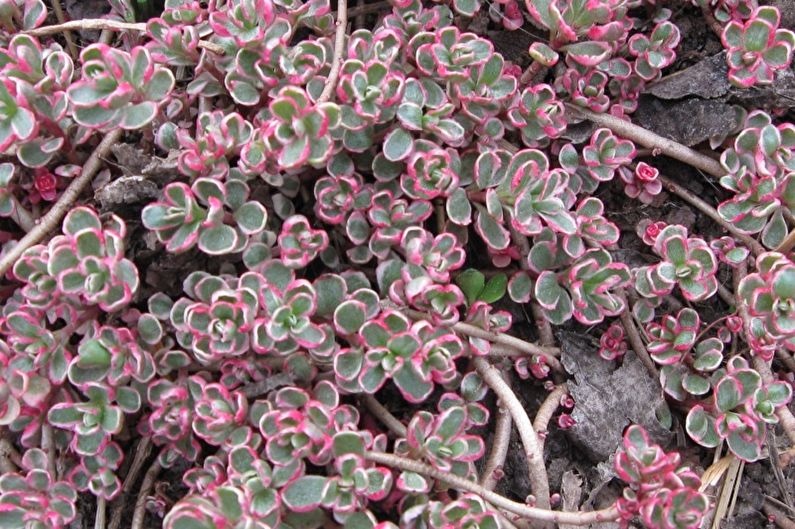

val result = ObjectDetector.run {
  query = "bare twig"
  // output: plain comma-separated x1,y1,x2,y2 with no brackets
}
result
0,129,122,278
473,357,551,511
364,451,619,525
41,423,57,479
764,502,795,529
26,20,225,55
108,438,153,529
618,290,659,378
566,104,724,177
346,0,391,17
317,0,348,103
131,459,161,529
0,435,21,473
533,384,569,449
659,175,765,256
94,497,106,529
362,394,407,438
49,0,78,58
405,309,561,368
480,372,513,491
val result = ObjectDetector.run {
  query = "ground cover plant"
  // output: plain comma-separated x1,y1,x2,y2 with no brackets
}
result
0,0,795,528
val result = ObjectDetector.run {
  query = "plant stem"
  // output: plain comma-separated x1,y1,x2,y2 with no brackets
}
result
776,349,795,375
108,438,153,529
472,357,551,511
405,309,562,367
49,0,78,58
698,3,725,37
317,0,348,103
346,0,391,17
26,20,225,54
776,229,795,254
618,290,659,378
364,451,619,525
0,435,20,473
0,129,122,278
480,372,513,491
131,459,161,529
658,175,765,256
532,384,568,448
94,497,106,529
566,104,724,177
764,500,795,529
41,423,56,479
362,394,407,438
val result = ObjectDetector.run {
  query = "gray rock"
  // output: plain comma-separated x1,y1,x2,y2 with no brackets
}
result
646,53,730,100
559,331,672,462
633,96,739,147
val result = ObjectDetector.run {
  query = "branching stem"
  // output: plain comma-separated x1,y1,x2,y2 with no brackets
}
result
566,104,724,177
532,384,568,444
364,451,619,525
362,395,407,438
317,0,348,103
0,129,122,278
480,372,513,491
472,357,551,511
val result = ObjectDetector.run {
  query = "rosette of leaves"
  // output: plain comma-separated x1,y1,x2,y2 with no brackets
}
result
68,323,156,387
438,372,490,427
718,113,795,248
277,215,329,269
471,148,576,252
395,78,465,148
615,425,709,529
395,405,483,483
686,356,792,461
525,0,629,46
177,111,253,179
252,275,329,356
281,432,392,514
0,335,52,432
140,376,202,467
720,110,795,181
628,21,680,80
334,309,437,403
382,0,453,41
507,84,567,147
721,6,795,87
67,441,124,500
48,383,140,456
0,448,77,529
562,197,620,259
738,251,795,342
170,271,259,365
646,308,725,401
17,207,140,313
244,86,340,170
314,157,372,225
401,494,501,529
67,44,174,130
146,4,202,66
367,190,433,260
192,382,249,446
398,140,460,201
0,35,74,167
414,26,494,81
450,52,517,124
559,65,610,112
401,227,465,283
142,178,268,255
258,381,358,469
635,224,719,302
582,128,636,182
384,261,466,325
336,58,404,150
535,248,630,325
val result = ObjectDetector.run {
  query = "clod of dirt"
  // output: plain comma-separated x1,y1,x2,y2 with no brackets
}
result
633,96,739,147
95,176,160,212
111,144,155,175
646,53,731,100
559,331,672,462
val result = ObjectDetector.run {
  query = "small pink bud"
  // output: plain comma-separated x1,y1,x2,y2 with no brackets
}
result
634,162,659,182
557,413,576,429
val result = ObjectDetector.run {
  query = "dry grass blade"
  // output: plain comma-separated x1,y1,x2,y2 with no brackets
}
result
710,456,743,529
